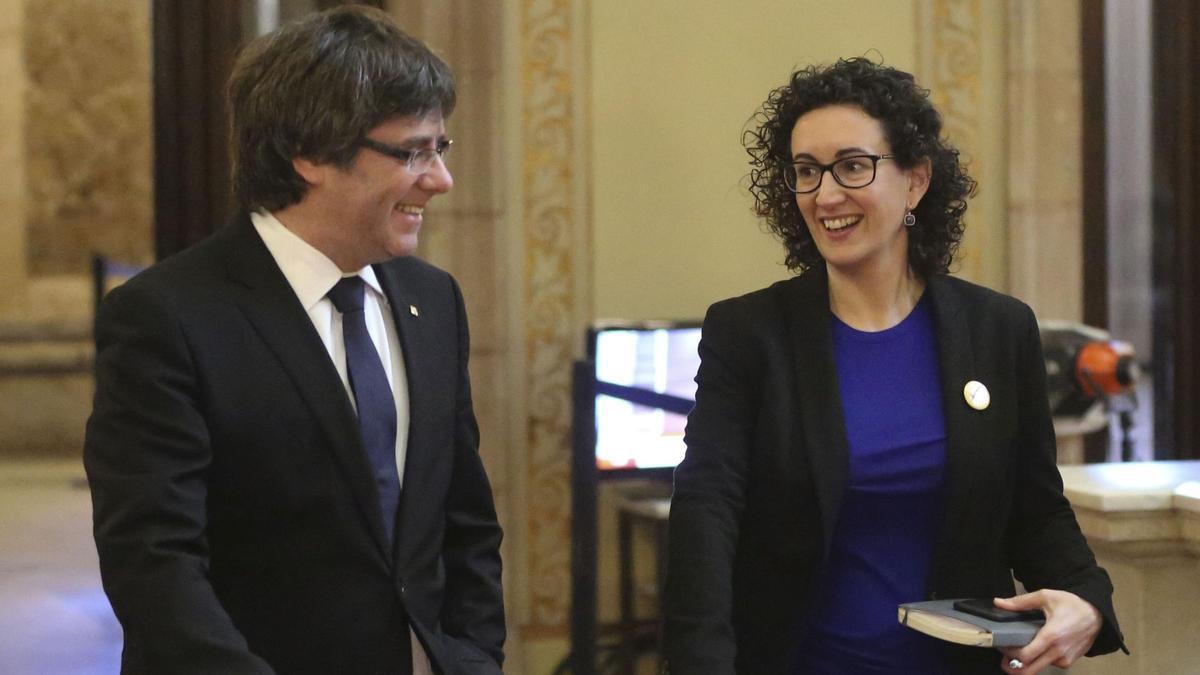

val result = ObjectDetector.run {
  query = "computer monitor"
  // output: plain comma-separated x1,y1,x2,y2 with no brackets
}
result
569,321,702,670
586,321,702,477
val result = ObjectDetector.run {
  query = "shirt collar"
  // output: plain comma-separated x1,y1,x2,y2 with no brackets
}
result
250,210,387,310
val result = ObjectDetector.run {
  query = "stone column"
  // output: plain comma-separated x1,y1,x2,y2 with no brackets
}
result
916,0,1010,292
0,0,28,317
1005,0,1084,323
1061,461,1200,674
1005,0,1091,464
388,0,535,666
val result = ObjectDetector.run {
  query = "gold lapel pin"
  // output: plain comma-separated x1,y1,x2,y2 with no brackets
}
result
963,380,990,411
409,305,419,317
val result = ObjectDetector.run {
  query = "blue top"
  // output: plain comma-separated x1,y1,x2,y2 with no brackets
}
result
792,294,950,674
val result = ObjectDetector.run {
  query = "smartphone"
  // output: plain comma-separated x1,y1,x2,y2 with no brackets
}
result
953,598,1045,622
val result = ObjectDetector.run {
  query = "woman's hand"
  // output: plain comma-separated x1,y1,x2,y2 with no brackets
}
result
996,589,1102,674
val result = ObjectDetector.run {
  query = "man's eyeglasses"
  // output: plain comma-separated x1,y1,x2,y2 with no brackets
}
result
359,137,453,174
784,154,895,194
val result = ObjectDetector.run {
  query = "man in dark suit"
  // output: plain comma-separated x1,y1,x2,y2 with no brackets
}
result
84,7,504,674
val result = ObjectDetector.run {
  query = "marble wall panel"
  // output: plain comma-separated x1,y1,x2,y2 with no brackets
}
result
23,0,152,276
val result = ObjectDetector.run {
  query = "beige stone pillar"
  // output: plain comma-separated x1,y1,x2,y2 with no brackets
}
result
0,0,28,316
1005,0,1091,464
1061,461,1200,674
916,0,1010,292
388,0,541,667
389,0,511,509
510,1,593,667
1005,0,1084,323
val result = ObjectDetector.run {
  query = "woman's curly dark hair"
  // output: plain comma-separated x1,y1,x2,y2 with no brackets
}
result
745,57,976,277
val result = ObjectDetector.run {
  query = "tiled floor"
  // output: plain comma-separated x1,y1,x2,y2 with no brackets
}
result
0,460,121,674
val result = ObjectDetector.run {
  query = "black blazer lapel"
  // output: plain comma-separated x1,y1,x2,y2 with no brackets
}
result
778,270,850,556
373,261,437,563
927,274,982,586
223,218,393,557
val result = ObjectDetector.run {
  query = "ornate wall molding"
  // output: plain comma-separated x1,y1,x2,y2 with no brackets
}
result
916,0,983,280
521,0,579,632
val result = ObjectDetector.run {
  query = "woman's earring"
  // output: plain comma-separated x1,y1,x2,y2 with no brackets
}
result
903,210,917,228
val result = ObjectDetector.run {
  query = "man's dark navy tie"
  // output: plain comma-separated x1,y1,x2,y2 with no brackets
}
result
327,276,401,545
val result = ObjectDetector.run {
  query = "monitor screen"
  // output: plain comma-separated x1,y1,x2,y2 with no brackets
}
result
589,322,702,472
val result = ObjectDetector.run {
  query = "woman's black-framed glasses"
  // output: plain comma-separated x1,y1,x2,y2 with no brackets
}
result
359,137,453,174
784,154,895,194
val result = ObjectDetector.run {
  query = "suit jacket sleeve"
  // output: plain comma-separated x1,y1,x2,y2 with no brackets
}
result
664,300,754,675
84,281,275,674
1005,303,1126,655
436,275,506,672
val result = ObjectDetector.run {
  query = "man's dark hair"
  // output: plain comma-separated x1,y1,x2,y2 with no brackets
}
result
228,5,456,212
744,57,976,277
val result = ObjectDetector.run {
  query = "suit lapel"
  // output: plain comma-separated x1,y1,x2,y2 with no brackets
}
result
927,275,980,585
780,272,982,567
372,261,434,563
779,270,850,556
223,219,392,557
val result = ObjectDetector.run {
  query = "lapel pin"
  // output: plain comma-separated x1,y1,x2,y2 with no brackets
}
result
963,380,990,411
409,304,419,317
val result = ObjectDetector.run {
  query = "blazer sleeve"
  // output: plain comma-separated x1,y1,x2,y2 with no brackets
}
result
664,300,755,675
436,275,506,673
84,281,275,674
1004,303,1127,656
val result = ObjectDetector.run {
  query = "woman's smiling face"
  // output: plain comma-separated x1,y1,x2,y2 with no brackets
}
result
789,104,929,277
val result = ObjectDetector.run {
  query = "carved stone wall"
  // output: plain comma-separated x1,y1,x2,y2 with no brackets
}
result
23,0,152,276
916,0,1009,292
917,1,982,165
917,0,984,283
519,0,580,634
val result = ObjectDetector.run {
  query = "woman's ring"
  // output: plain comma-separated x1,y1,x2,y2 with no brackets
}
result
1009,658,1024,670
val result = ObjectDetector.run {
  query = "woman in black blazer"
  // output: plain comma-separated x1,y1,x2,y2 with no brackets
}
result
664,58,1125,674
